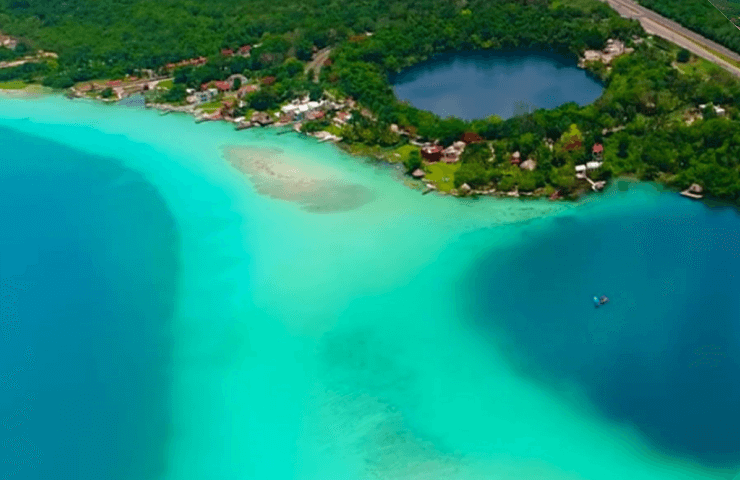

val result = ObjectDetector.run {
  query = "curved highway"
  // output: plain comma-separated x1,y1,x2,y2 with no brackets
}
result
602,0,740,76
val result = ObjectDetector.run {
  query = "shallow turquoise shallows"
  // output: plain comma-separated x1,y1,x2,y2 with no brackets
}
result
1,95,738,480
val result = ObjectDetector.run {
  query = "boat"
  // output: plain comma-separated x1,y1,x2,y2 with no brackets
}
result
594,295,609,307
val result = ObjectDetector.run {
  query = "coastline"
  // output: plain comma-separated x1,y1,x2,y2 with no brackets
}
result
1,93,738,479
2,87,722,210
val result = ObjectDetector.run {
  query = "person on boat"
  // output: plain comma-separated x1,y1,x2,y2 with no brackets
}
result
600,296,609,305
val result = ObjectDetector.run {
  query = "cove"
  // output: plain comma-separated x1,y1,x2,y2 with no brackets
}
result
392,50,604,120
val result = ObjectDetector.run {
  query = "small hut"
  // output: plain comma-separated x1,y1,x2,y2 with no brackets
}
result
510,151,521,165
411,168,425,179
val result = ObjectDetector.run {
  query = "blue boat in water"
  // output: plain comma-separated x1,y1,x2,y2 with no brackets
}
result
594,295,609,307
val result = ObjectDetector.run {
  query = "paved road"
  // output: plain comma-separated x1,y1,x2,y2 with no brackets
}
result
602,0,740,76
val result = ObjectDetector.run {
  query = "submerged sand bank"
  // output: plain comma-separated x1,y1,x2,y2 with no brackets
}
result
223,145,376,213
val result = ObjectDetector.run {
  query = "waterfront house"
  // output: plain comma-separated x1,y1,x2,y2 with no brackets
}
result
222,99,235,113
443,141,466,163
421,145,443,162
281,104,299,115
307,110,325,120
575,164,587,174
238,45,252,57
333,111,352,126
254,111,274,126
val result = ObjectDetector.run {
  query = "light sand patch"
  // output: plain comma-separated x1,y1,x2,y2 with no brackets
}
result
0,85,53,98
224,145,376,213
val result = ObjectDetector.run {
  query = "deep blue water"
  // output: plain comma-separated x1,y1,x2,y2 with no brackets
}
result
0,126,179,479
392,50,603,120
468,187,740,468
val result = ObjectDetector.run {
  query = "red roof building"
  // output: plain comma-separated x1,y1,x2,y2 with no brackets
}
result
237,85,260,97
239,45,252,55
261,76,276,86
213,81,231,91
421,145,443,162
592,143,604,154
106,80,122,87
461,132,483,144
221,48,234,56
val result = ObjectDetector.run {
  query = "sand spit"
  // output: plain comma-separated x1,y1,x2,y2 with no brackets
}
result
224,145,376,213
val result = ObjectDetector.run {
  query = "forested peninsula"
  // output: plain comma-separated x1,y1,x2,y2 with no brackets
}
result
2,0,740,204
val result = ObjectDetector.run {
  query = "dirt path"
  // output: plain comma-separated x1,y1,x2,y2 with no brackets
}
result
602,0,740,77
304,48,332,83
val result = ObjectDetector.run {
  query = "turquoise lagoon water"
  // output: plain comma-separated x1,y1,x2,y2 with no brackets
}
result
0,94,738,480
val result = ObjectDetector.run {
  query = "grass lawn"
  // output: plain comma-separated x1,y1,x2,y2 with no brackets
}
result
325,124,343,136
392,144,420,164
424,163,460,192
198,100,222,113
0,80,27,89
157,79,174,89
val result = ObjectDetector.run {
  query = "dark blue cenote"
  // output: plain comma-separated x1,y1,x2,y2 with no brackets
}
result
392,50,604,120
467,184,740,469
0,126,179,479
